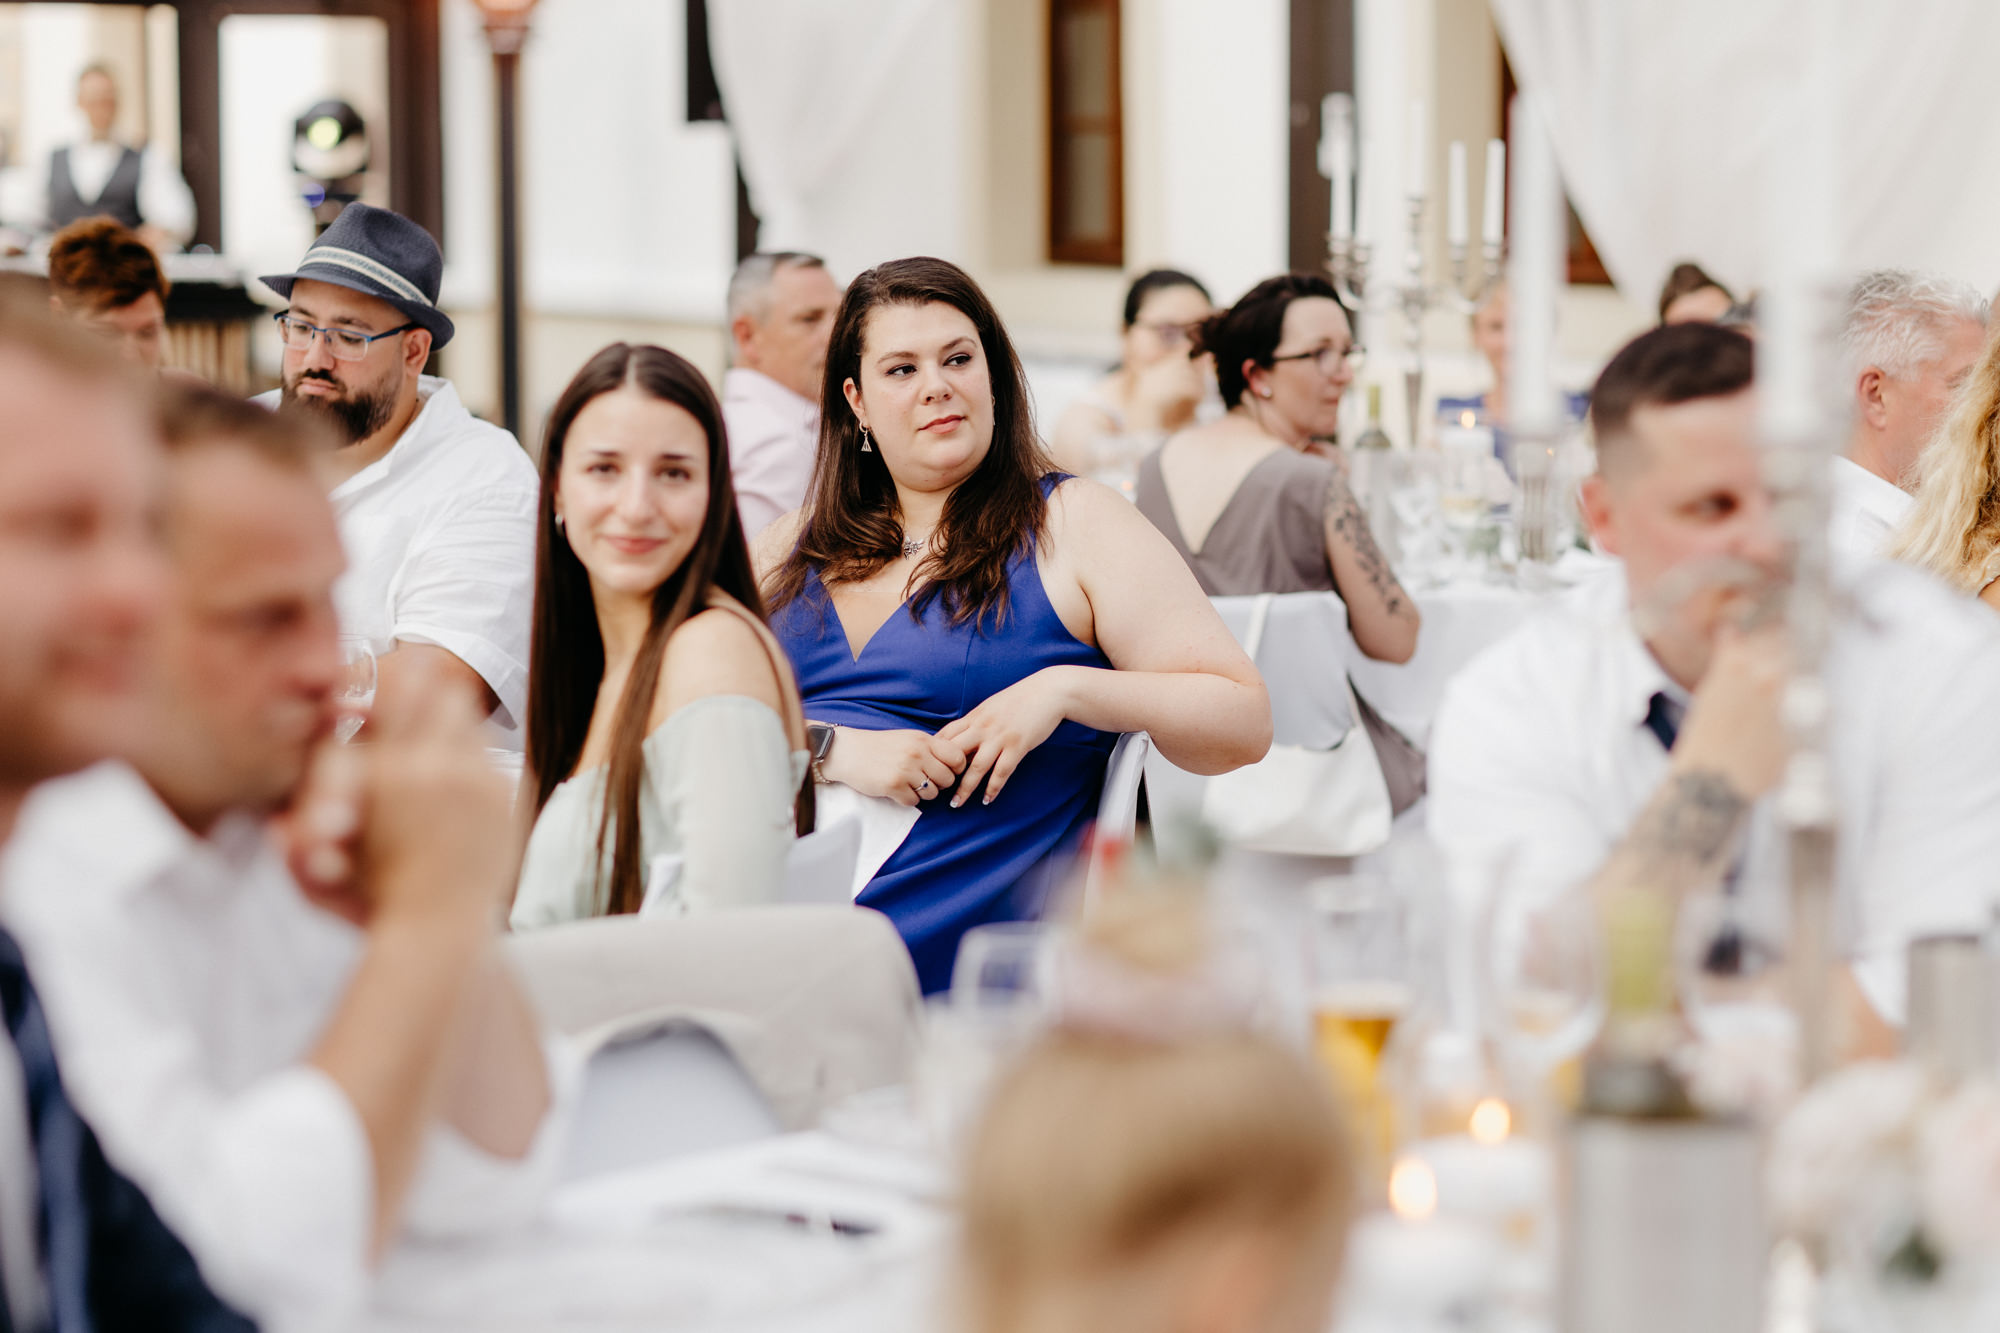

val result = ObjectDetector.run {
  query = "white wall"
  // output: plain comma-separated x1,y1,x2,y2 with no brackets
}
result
1151,0,1287,307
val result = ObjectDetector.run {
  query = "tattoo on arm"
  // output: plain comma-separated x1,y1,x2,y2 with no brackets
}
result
1595,769,1751,900
1324,477,1414,619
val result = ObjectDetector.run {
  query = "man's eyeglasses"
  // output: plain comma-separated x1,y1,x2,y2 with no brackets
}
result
1269,343,1366,376
273,313,416,362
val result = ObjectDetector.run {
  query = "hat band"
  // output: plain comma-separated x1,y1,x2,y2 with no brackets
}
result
299,246,434,309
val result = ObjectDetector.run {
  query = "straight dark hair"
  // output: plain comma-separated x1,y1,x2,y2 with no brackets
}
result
1122,268,1210,328
767,256,1053,632
1193,272,1346,409
523,342,770,916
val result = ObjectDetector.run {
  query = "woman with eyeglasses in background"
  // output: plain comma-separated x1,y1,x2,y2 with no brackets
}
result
1133,273,1423,817
1047,269,1215,495
1133,273,1417,666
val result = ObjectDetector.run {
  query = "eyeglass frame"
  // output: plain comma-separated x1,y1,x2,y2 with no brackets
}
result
273,311,418,362
1132,319,1200,348
1268,342,1366,376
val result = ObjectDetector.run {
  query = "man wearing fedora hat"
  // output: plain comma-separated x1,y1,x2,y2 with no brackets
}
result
257,203,537,746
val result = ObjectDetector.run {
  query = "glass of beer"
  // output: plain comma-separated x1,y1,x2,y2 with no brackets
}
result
1306,874,1412,1177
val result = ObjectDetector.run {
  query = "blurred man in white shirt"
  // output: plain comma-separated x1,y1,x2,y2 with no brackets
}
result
3,384,569,1332
255,203,538,747
723,251,841,537
1830,270,1987,557
1428,322,2000,1034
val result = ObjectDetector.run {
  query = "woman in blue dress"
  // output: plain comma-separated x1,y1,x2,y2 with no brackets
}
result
756,257,1270,992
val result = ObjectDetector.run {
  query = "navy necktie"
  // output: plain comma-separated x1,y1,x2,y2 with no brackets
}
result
1643,690,1683,752
0,928,91,1333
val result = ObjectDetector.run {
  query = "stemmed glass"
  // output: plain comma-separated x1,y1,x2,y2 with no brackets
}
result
1480,863,1605,1102
335,636,377,742
1305,874,1413,1180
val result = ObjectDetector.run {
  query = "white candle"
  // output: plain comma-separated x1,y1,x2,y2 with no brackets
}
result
1446,141,1469,247
1414,1134,1553,1224
1507,94,1562,433
1482,139,1506,246
1342,1210,1500,1322
1323,93,1355,242
1406,98,1429,201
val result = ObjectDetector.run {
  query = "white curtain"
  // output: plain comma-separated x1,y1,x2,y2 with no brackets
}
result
1489,0,2000,305
707,0,969,279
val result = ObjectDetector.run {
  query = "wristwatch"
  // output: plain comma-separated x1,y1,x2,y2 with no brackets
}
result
806,721,838,784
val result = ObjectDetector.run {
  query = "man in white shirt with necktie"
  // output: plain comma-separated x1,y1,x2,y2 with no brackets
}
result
256,203,539,749
1828,270,1986,558
1428,321,2000,1034
3,384,569,1331
722,251,841,538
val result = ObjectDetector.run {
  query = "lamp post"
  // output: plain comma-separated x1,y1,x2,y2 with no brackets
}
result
473,0,539,439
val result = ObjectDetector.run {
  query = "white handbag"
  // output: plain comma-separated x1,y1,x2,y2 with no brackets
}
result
1200,593,1394,856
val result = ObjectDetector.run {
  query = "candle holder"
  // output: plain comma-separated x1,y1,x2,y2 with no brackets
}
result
1329,200,1503,449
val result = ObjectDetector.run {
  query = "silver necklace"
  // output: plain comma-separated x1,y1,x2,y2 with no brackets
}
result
901,534,929,559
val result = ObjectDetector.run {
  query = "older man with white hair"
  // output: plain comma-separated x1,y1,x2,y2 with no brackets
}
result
1832,270,1988,557
722,251,841,538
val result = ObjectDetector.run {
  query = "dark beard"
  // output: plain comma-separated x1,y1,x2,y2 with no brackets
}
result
278,375,396,445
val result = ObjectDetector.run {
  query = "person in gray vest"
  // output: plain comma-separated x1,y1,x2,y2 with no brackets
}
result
42,64,195,252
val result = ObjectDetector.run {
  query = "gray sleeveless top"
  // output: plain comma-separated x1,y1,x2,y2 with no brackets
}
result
1133,445,1340,598
1133,441,1427,812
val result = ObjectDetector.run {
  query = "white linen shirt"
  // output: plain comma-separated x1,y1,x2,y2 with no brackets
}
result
1828,456,1913,559
723,367,820,539
0,762,577,1333
1426,559,2000,1023
256,376,539,745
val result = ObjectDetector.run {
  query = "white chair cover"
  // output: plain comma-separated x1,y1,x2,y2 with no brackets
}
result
506,905,922,1130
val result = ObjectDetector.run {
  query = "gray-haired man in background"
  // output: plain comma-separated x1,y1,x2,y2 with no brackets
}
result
722,251,841,538
1831,270,1988,557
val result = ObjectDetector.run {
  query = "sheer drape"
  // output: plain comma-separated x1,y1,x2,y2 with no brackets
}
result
1489,0,2000,301
707,0,969,277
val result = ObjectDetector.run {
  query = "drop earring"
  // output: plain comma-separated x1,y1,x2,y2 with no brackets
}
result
859,426,874,453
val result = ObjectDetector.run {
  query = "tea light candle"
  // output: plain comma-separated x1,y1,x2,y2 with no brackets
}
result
1340,1157,1501,1329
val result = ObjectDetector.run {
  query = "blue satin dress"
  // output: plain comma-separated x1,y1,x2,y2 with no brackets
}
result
771,509,1115,994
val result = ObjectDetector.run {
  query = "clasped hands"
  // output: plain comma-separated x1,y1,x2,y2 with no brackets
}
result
271,655,517,927
820,667,1075,809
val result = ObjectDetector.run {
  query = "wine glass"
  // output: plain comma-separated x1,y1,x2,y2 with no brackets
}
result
1481,863,1605,1098
1305,874,1413,1178
335,636,376,742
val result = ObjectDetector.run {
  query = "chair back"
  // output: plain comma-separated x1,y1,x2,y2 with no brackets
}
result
1083,731,1151,901
639,813,864,914
1208,592,1355,746
506,905,922,1129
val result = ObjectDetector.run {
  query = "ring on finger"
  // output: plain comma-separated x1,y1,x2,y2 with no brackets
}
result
917,778,935,796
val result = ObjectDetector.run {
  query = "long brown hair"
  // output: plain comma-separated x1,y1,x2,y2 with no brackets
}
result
766,256,1053,632
523,342,769,916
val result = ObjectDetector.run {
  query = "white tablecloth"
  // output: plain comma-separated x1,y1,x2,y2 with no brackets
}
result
367,1131,947,1332
1349,554,1619,747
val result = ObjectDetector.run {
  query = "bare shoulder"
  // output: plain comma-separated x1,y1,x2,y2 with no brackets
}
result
751,509,803,584
1981,578,2000,614
655,607,784,720
1045,471,1150,541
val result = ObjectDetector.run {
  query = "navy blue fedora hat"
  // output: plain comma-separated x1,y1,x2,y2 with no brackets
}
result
259,203,455,348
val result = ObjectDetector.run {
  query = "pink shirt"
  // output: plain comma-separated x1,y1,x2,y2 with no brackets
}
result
723,367,820,539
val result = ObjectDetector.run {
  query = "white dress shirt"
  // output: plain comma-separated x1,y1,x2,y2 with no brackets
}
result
723,367,820,539
256,376,539,746
1828,455,1914,559
50,139,197,243
0,762,577,1333
1427,559,2000,1023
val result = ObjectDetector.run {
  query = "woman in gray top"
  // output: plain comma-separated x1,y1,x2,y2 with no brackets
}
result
1134,273,1424,807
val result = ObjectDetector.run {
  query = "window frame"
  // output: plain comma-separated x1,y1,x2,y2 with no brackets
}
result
1046,0,1124,268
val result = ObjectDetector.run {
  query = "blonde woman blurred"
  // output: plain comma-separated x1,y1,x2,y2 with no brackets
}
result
1887,334,2000,611
957,896,1353,1333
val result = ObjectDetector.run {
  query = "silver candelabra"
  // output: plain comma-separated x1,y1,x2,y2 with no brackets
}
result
1328,206,1502,448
